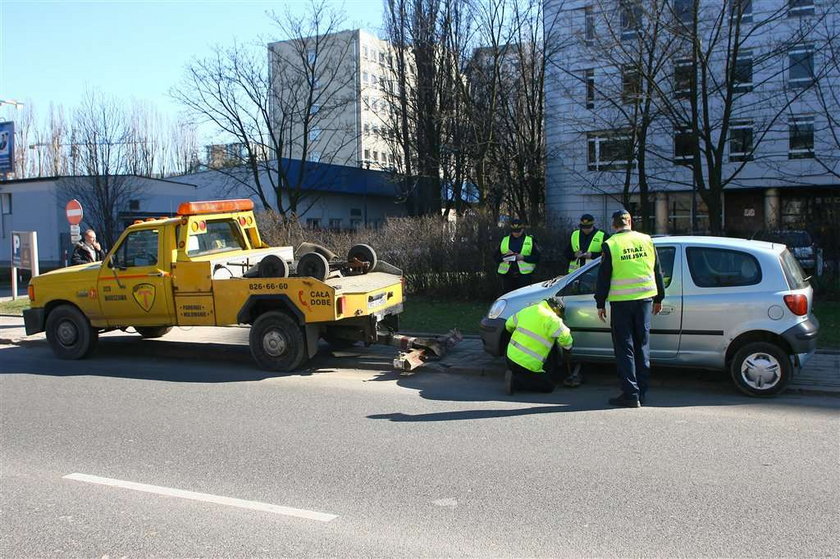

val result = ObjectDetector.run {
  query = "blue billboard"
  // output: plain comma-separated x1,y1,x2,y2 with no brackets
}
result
0,121,15,174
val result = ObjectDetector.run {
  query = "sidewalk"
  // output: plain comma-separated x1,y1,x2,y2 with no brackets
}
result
1,312,837,395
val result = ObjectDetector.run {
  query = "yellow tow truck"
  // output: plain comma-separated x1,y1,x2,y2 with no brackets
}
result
23,199,404,371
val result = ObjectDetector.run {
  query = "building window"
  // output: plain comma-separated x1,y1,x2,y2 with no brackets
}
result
674,127,696,165
350,218,362,229
308,151,321,163
674,58,694,99
588,131,634,171
730,0,752,23
1,193,12,214
363,95,369,109
362,71,369,84
379,51,386,64
585,69,595,109
364,123,370,134
309,127,321,142
329,218,342,230
673,0,694,23
584,6,595,44
788,44,814,88
620,0,642,40
306,218,321,229
310,104,320,115
363,46,369,59
789,116,815,159
307,49,316,64
373,151,379,162
729,120,753,162
733,49,753,93
788,0,814,17
622,65,641,103
364,148,371,160
350,208,362,217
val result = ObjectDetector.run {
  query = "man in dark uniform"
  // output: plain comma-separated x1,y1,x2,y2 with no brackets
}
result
494,218,541,295
565,213,608,274
595,210,665,408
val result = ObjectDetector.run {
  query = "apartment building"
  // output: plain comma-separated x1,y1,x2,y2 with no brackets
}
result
544,0,839,239
267,29,401,172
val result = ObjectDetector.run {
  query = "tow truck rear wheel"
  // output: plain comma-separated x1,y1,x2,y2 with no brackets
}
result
45,304,99,360
135,326,172,339
249,311,306,372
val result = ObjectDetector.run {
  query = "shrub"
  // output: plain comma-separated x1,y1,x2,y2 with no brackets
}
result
256,210,574,301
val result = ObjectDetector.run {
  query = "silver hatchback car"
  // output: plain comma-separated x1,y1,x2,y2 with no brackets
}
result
479,236,820,397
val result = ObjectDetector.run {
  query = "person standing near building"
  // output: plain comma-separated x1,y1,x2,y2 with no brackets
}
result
71,229,105,265
565,213,608,273
495,218,540,295
504,297,573,395
595,210,665,408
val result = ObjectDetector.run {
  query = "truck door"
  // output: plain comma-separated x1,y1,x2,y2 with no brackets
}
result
97,226,174,327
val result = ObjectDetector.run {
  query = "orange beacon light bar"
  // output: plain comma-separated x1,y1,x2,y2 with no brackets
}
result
177,199,254,216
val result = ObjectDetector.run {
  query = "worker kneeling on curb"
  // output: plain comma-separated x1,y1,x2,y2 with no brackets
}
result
504,297,573,395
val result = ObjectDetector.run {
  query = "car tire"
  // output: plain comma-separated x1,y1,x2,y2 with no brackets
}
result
249,311,306,372
45,304,98,360
730,342,792,397
348,244,377,273
135,326,172,339
296,252,330,281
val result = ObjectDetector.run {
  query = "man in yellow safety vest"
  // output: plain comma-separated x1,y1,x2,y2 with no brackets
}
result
565,213,608,273
504,297,574,395
495,218,541,295
595,209,665,408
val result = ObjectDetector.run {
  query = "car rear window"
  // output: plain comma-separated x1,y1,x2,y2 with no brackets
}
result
686,247,761,288
780,249,810,289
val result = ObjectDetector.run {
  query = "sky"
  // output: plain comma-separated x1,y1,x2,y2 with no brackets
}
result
0,0,384,138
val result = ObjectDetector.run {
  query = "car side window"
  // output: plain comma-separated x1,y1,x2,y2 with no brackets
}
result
111,229,159,268
656,246,676,289
686,247,761,287
559,265,600,296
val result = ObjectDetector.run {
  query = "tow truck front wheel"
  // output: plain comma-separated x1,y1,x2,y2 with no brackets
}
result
249,312,306,372
45,304,99,360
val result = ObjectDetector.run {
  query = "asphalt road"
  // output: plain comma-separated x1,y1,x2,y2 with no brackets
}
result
1,339,838,557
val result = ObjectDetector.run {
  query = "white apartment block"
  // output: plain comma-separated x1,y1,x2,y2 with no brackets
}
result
268,29,402,173
544,0,839,237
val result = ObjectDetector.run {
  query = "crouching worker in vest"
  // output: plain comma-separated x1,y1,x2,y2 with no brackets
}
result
504,297,573,395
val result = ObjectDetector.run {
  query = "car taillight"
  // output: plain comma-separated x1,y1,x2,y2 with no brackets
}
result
28,284,35,302
784,294,808,316
337,296,345,315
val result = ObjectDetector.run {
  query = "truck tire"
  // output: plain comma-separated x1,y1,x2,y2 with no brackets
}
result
730,342,792,397
45,304,99,360
348,244,377,273
249,311,307,371
297,252,329,281
135,326,172,339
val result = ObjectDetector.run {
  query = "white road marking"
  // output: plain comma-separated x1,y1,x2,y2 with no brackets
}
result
63,473,338,522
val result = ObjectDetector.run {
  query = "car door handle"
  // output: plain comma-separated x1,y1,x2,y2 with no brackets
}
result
658,305,675,315
147,271,164,277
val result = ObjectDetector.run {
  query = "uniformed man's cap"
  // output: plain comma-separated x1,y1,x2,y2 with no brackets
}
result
579,214,595,226
612,209,632,226
510,218,524,229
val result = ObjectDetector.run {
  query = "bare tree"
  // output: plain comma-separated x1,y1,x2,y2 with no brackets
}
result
171,0,356,219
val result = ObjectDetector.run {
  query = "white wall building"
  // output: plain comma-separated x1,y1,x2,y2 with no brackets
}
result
0,176,197,269
544,0,840,237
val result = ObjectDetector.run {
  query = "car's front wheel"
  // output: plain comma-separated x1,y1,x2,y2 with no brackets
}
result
730,342,792,397
45,304,99,359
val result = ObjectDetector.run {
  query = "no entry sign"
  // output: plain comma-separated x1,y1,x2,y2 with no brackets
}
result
66,199,83,225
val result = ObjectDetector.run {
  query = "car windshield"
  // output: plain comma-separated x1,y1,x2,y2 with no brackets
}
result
755,231,811,247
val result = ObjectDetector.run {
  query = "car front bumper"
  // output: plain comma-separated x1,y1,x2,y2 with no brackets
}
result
479,317,506,356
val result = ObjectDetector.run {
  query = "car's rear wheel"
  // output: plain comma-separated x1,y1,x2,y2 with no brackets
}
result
135,326,172,339
249,311,306,371
45,304,99,360
730,342,791,397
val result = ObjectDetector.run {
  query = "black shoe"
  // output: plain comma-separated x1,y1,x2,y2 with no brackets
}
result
505,369,514,395
608,394,641,408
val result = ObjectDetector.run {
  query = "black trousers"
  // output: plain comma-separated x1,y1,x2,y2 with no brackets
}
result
506,358,556,393
499,272,531,295
609,299,652,401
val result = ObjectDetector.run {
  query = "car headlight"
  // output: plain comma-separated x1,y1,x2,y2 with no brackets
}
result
487,299,507,320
